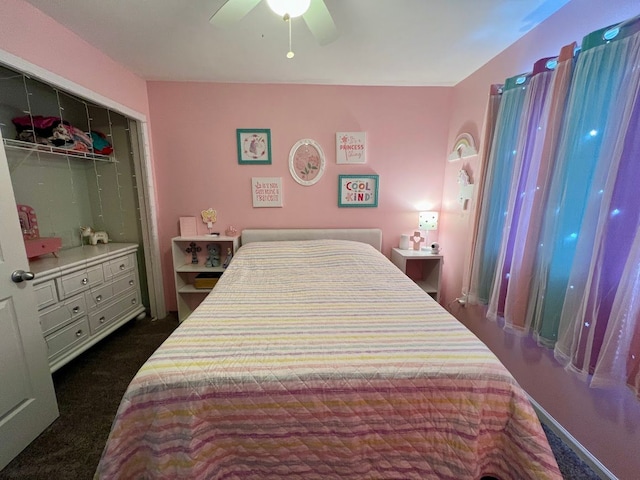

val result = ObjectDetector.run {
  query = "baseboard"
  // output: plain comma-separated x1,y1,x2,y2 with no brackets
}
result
528,396,617,480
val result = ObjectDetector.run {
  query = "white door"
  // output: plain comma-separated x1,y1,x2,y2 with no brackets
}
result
0,132,59,470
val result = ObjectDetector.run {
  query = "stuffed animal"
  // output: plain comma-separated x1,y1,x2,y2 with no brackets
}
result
80,226,109,245
205,243,221,267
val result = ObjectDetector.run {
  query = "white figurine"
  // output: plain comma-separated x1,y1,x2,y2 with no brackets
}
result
80,226,109,245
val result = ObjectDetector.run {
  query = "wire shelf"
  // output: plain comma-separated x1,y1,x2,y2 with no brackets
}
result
3,138,115,163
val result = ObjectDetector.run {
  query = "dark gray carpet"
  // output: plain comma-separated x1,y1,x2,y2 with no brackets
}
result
0,315,179,480
0,314,602,479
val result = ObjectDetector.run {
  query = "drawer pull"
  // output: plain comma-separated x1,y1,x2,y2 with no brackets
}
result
99,316,106,324
72,306,80,314
81,278,88,285
96,295,102,302
129,280,134,286
131,299,137,305
75,329,83,338
119,264,126,270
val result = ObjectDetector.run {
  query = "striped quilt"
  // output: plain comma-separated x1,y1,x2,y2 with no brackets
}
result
96,240,561,479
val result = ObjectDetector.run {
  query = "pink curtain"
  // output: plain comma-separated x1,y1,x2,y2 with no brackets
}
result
466,14,640,398
554,22,640,391
486,44,576,332
461,85,502,303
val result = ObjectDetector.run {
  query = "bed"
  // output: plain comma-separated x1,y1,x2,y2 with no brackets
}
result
96,229,561,479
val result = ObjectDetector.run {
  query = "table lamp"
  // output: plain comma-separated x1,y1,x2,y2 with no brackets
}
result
419,211,440,253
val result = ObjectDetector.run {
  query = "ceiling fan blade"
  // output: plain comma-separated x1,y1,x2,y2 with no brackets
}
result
303,0,339,46
209,0,261,26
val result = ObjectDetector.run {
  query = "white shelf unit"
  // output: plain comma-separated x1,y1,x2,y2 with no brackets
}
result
172,235,240,322
391,248,443,302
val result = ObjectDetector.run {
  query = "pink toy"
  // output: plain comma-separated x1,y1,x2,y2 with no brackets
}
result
16,204,61,258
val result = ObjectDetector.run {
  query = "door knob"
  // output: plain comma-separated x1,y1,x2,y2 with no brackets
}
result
11,270,35,283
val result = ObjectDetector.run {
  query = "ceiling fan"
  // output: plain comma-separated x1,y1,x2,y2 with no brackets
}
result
210,0,339,56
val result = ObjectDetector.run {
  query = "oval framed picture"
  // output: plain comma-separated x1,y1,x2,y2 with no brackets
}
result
288,139,325,186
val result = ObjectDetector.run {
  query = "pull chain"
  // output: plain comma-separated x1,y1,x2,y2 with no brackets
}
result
285,13,294,59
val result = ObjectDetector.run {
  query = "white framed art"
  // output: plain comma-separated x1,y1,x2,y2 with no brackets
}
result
251,177,283,207
336,132,366,164
289,139,326,186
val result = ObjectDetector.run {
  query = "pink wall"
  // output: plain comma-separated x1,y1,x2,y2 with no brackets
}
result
0,0,150,116
441,1,640,478
147,82,451,311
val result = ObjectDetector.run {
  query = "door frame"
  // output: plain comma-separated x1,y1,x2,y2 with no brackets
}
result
0,48,166,320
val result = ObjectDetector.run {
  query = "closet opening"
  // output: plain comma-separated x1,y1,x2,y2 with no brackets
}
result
0,59,165,332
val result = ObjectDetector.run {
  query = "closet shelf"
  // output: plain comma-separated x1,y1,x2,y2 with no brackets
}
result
3,138,115,163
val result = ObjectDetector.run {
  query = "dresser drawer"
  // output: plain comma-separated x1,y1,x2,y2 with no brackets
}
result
34,279,58,310
103,253,136,279
45,316,90,361
85,272,136,310
88,290,141,335
39,293,87,335
56,264,104,299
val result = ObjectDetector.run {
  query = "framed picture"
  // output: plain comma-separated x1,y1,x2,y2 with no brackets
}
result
179,216,197,236
237,129,272,164
336,132,366,164
252,177,283,207
338,175,379,207
289,138,326,186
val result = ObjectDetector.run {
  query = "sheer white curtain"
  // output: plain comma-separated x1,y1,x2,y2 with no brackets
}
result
467,14,640,397
554,21,640,391
487,45,576,331
468,76,529,305
591,228,640,395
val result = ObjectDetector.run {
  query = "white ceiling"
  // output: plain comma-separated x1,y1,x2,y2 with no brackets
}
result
24,0,571,86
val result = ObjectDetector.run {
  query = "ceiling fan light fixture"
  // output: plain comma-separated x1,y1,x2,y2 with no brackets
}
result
266,0,311,18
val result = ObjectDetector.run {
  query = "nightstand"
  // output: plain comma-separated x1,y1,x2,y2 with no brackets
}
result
391,248,443,302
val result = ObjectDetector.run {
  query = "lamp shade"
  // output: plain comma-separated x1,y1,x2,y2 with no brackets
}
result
419,211,439,231
267,0,311,18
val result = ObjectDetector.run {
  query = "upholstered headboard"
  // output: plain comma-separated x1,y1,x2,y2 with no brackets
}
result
241,228,382,252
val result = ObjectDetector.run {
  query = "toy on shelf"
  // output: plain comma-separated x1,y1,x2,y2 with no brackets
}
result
223,247,233,269
17,204,61,259
205,244,221,267
80,226,109,245
186,242,201,264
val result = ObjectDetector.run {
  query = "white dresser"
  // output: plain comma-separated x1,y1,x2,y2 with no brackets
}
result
29,243,146,372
